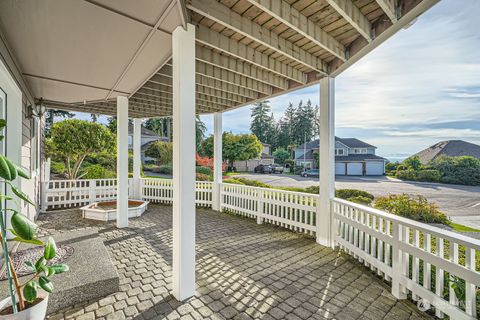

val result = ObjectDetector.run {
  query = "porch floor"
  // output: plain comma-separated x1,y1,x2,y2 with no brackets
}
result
41,205,430,320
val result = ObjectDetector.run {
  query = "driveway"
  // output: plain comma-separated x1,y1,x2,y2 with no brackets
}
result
236,173,480,229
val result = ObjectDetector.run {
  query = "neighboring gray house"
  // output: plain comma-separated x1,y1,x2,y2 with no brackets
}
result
413,140,480,165
128,125,169,164
234,143,274,172
295,137,386,176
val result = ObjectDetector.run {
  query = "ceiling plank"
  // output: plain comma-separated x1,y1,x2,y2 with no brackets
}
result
245,0,346,61
188,0,328,74
196,45,288,90
325,0,372,42
196,24,306,84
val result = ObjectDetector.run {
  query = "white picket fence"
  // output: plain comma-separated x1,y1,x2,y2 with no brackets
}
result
333,198,479,320
42,178,479,319
42,178,212,209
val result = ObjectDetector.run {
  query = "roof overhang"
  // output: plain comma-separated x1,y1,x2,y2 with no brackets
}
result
0,0,439,118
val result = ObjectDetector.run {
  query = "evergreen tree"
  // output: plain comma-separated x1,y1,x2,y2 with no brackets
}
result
250,101,275,144
292,100,316,145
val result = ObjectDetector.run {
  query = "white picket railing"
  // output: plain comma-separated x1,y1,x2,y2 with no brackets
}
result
333,198,479,320
43,178,212,210
42,178,479,319
221,183,317,234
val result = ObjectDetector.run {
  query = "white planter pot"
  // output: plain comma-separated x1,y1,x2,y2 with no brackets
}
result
0,293,48,320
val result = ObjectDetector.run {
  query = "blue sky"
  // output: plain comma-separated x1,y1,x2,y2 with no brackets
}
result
72,0,480,161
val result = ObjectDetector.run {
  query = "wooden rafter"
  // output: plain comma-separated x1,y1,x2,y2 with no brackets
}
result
245,0,347,61
187,0,328,74
325,0,372,42
375,0,397,22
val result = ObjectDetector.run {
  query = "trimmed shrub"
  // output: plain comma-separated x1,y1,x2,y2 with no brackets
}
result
143,164,157,172
396,169,442,182
336,189,374,201
195,173,211,181
277,186,311,193
232,177,271,188
294,165,304,175
81,164,115,179
50,161,65,174
153,164,173,175
395,169,418,180
416,169,442,182
374,194,448,224
347,196,373,205
305,186,319,194
222,178,245,185
196,166,213,176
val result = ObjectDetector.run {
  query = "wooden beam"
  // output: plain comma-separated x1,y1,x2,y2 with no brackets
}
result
196,24,306,84
375,0,397,22
188,0,328,73
196,45,288,90
325,0,372,42
245,0,346,61
159,62,273,95
138,84,249,105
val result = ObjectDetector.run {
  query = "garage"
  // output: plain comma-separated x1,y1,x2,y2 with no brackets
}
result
335,162,346,175
366,161,385,175
346,162,363,175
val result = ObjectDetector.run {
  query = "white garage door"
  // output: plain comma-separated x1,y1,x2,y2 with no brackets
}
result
335,162,346,175
347,162,363,176
366,161,384,175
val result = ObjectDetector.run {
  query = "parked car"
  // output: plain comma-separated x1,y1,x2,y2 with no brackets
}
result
269,164,284,174
301,169,319,177
254,164,273,174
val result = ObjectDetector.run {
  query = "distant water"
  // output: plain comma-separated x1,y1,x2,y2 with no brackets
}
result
386,156,407,163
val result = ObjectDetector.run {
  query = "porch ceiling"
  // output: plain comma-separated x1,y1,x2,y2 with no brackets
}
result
0,0,438,118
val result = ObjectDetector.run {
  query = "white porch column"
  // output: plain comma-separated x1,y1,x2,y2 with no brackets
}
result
133,118,142,199
117,96,129,228
212,112,222,211
172,23,196,301
317,77,335,247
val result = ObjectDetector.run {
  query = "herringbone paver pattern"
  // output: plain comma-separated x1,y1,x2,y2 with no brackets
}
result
41,205,431,320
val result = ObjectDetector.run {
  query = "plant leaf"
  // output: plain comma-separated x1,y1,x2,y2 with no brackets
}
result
10,212,38,240
35,257,46,272
0,155,14,181
23,281,38,303
9,184,35,206
0,119,6,129
12,236,43,245
24,261,36,272
45,266,56,277
39,276,53,293
50,264,69,274
44,237,57,260
15,165,30,179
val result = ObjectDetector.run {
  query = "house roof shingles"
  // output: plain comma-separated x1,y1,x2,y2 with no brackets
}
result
297,137,376,150
413,140,480,164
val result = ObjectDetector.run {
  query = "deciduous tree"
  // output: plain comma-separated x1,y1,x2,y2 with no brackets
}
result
46,119,115,179
200,132,262,167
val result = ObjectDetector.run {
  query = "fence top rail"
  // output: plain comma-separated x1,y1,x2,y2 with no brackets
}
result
222,182,319,198
333,197,480,250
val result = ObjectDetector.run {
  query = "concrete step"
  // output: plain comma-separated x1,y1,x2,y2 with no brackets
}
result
0,229,119,314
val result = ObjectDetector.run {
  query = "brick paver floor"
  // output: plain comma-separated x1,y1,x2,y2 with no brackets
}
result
41,205,431,320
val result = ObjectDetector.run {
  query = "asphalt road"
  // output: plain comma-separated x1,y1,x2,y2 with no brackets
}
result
236,173,480,229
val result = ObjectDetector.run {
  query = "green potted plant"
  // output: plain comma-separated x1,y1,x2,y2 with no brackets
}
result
0,120,68,319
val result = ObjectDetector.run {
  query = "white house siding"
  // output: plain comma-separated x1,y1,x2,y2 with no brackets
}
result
1,49,43,222
366,161,385,175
